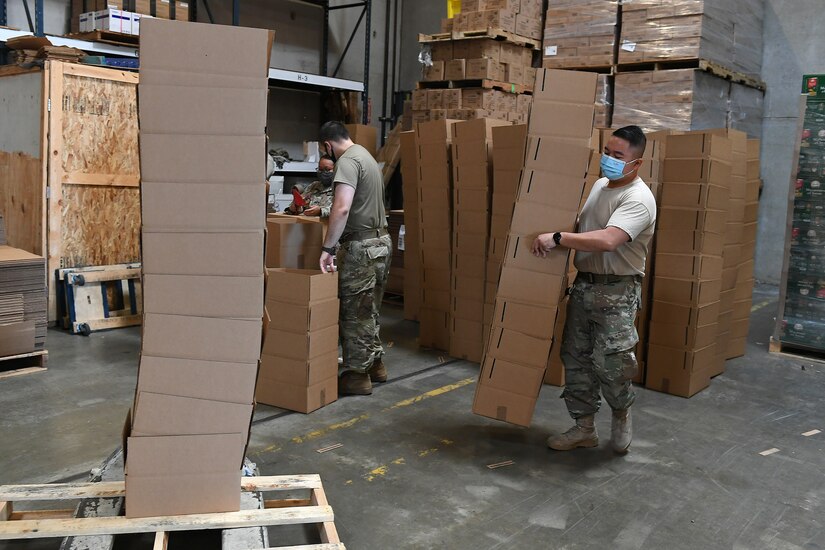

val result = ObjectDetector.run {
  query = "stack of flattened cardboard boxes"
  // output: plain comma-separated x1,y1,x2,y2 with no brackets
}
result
0,246,47,357
257,269,339,413
127,19,272,518
416,120,458,351
484,124,528,349
400,131,421,321
473,69,597,426
715,129,748,369
415,37,536,125
450,118,510,361
645,132,731,397
447,0,544,40
728,138,760,357
542,0,618,69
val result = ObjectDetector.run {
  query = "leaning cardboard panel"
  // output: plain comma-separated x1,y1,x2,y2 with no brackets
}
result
127,19,273,519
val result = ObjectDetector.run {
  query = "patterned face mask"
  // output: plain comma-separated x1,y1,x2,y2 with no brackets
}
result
318,170,334,187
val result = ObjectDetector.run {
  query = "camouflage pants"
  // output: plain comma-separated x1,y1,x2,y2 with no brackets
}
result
560,276,641,418
337,234,392,373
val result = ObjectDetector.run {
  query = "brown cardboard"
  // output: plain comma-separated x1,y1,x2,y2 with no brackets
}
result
497,268,565,307
510,200,580,235
477,356,546,398
422,248,452,271
422,268,452,291
265,298,338,333
261,324,338,361
472,383,537,427
454,210,490,234
651,300,720,327
453,163,492,188
487,326,553,369
466,58,506,81
493,300,557,339
450,337,484,363
524,137,593,177
452,275,487,302
265,268,338,305
665,133,732,160
136,356,258,405
142,314,262,364
454,231,490,257
140,135,265,184
445,59,467,81
518,169,586,210
422,61,445,81
0,321,35,357
265,218,324,268
657,207,727,234
652,277,722,306
662,159,732,186
132,392,253,438
345,124,378,157
125,433,243,518
419,307,451,350
528,100,596,140
422,288,451,312
142,275,263,319
645,343,716,397
452,253,487,279
256,372,338,414
655,229,723,256
258,350,338,387
502,233,569,275
654,254,723,280
660,181,730,209
420,225,453,251
142,232,265,277
452,296,485,321
648,321,718,349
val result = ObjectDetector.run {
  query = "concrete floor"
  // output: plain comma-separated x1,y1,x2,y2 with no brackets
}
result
1,284,824,549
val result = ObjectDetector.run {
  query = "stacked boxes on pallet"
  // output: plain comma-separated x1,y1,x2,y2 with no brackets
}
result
415,37,536,125
728,138,761,357
777,77,825,352
450,118,510,362
645,132,732,397
448,0,544,40
257,269,339,414
484,124,528,348
416,120,458,351
400,131,422,321
473,69,597,426
71,0,190,35
127,20,271,518
542,0,618,69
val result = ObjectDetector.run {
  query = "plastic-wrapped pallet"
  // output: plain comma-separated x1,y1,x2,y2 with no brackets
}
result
613,69,728,134
594,74,612,128
542,0,618,68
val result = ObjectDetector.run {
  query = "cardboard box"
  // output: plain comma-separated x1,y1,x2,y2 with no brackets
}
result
423,61,445,81
142,313,262,364
655,229,723,256
651,300,720,327
466,58,506,81
412,89,428,111
648,321,718,349
265,268,338,305
125,433,243,518
345,124,378,158
665,133,733,160
142,231,264,277
657,207,727,234
142,274,263,319
0,321,35,357
262,323,337,361
136,356,258,405
486,326,553,369
472,383,538,428
419,307,451,350
256,372,337,414
492,300,557,339
266,298,338,333
445,59,467,81
453,38,500,61
654,253,724,280
652,277,722,307
645,343,716,398
132,392,253,437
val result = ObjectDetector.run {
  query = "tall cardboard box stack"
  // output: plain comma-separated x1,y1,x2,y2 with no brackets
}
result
416,120,458,351
715,130,748,366
645,132,731,398
473,69,597,427
127,20,272,518
727,138,761,357
257,269,339,413
485,124,528,348
400,131,421,321
449,0,544,41
542,0,618,69
449,118,510,362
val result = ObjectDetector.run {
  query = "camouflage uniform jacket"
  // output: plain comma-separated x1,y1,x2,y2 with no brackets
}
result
296,181,335,218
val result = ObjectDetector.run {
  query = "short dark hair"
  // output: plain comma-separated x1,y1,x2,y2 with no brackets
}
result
319,121,350,143
319,154,334,164
612,126,647,157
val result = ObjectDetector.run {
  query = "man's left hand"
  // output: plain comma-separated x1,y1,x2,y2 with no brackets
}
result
320,251,336,273
303,205,321,217
532,233,557,258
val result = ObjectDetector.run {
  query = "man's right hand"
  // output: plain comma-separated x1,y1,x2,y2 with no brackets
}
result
320,251,336,273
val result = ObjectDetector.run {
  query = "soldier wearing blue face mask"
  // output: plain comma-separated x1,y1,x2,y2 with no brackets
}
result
532,125,656,455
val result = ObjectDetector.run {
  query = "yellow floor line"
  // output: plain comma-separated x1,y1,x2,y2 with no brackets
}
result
751,299,776,312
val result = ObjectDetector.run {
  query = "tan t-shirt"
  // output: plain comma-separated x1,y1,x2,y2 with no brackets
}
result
333,144,387,233
573,176,657,277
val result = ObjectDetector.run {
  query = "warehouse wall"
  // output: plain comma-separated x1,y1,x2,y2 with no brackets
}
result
398,0,443,91
757,0,825,283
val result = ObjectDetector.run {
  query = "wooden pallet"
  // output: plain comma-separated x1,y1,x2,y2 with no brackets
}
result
418,28,541,50
542,63,615,74
0,350,48,380
417,78,533,94
67,31,140,48
615,58,766,91
0,475,344,548
769,337,825,362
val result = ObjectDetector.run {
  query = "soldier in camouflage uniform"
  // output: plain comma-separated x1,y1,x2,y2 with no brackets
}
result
285,155,335,218
533,126,656,454
318,121,392,396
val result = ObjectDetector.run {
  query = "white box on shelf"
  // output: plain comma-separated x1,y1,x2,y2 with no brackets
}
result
303,141,320,163
268,175,285,195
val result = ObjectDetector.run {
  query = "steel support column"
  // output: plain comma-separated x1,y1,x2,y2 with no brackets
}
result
362,0,370,124
34,0,44,36
232,0,240,26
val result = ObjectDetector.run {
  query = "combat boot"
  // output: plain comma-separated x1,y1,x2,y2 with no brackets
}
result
339,370,372,396
611,408,632,454
546,416,599,451
368,358,387,383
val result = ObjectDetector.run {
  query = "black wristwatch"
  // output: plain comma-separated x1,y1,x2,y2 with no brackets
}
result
322,245,337,255
553,232,562,246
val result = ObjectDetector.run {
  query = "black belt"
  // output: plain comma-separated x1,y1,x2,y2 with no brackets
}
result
339,227,388,243
577,272,640,284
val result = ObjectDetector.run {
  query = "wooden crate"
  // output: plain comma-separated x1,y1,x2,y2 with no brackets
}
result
0,61,141,322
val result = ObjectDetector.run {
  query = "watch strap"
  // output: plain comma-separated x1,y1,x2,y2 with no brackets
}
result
322,245,337,255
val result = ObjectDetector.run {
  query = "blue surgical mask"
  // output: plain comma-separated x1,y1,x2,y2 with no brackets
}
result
600,153,637,181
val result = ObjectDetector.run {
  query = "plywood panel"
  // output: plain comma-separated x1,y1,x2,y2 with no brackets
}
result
60,185,141,267
0,151,44,256
62,74,140,182
0,70,43,158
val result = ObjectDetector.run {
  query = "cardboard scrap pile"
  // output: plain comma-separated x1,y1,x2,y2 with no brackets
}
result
0,245,47,358
125,19,272,518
